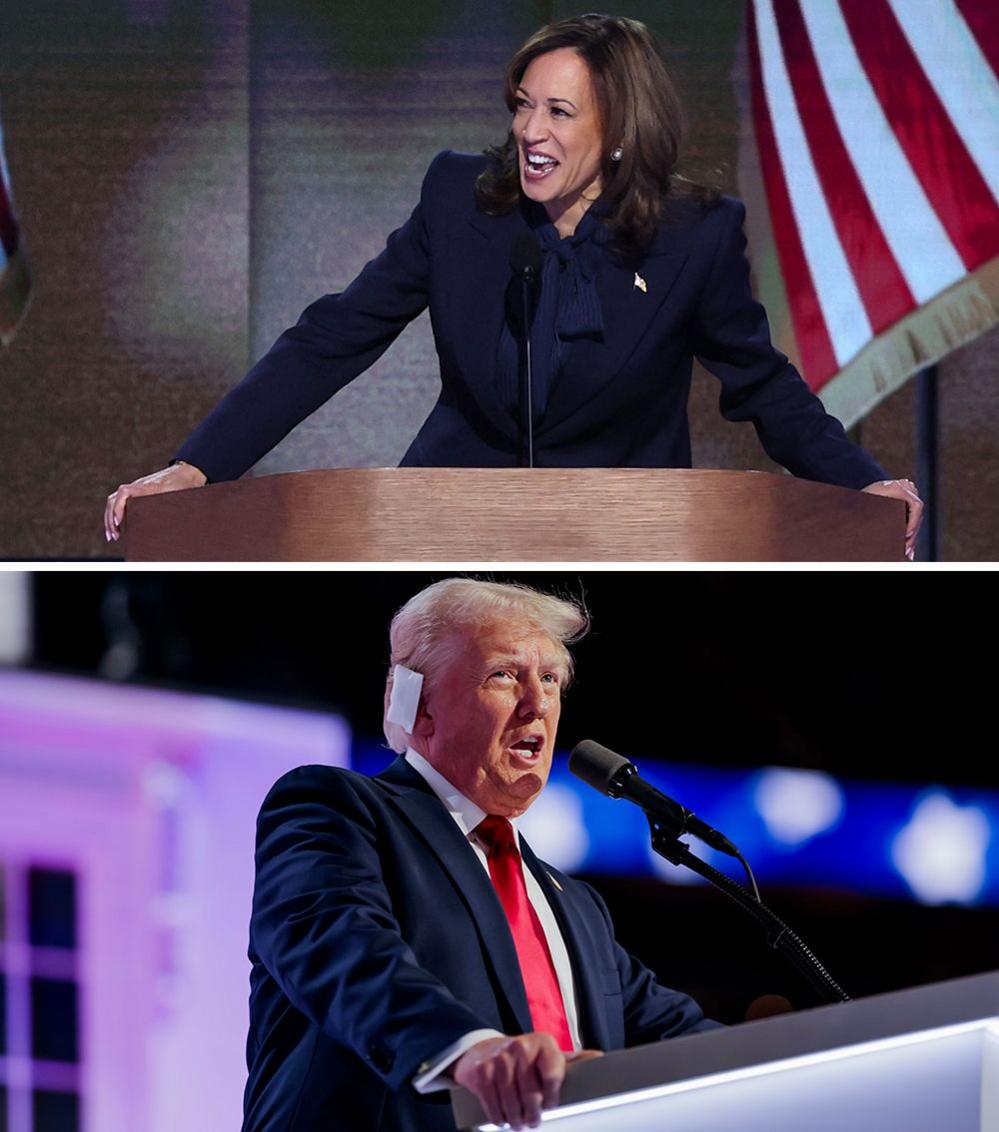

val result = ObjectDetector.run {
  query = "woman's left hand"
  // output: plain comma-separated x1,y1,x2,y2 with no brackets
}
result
861,479,924,560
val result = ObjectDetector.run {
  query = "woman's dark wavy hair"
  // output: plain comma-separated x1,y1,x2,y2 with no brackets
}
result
475,13,718,255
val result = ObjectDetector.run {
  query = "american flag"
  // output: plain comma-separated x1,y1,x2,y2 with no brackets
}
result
0,110,30,346
746,0,999,427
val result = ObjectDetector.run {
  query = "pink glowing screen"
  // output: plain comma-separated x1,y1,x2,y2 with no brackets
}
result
0,669,350,1132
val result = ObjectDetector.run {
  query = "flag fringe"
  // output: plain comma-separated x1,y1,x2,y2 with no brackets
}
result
819,258,999,429
0,247,31,346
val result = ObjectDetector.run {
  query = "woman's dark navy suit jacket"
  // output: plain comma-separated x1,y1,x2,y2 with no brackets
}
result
175,151,886,488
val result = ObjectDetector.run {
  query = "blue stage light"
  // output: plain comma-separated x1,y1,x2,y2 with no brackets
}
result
351,742,999,906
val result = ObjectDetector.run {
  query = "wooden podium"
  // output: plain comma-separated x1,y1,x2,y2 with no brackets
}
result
124,468,905,561
451,971,999,1131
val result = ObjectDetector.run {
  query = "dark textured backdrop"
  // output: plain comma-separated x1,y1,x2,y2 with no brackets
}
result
0,0,995,558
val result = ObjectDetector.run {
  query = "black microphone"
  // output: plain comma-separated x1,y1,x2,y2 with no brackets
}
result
569,739,740,858
510,233,543,280
572,741,850,1004
510,234,542,468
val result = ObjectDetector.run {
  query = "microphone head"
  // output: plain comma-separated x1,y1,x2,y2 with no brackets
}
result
510,233,543,278
569,740,633,795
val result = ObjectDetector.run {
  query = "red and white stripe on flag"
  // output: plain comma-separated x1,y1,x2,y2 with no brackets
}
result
747,0,999,427
0,113,31,346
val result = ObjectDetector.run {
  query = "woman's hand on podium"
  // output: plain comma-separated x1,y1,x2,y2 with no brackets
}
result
861,478,924,560
104,461,207,542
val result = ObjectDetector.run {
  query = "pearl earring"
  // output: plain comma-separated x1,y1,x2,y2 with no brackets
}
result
610,147,623,162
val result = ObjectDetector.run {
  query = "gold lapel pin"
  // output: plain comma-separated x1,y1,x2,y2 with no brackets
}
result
547,872,564,892
634,272,648,293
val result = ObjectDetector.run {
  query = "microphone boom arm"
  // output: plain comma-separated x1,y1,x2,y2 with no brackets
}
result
648,820,851,1005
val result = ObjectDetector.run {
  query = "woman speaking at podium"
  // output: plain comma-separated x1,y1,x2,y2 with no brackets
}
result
104,13,922,555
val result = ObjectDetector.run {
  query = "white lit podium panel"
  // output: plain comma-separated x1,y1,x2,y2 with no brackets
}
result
452,971,999,1132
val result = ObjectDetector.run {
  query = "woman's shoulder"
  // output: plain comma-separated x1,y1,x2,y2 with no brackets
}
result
645,192,746,257
659,191,743,233
419,149,490,199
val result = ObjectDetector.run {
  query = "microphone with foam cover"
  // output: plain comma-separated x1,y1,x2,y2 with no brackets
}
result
570,741,851,1004
569,739,740,858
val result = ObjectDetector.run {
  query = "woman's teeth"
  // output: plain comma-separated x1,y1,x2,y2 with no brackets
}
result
525,154,558,179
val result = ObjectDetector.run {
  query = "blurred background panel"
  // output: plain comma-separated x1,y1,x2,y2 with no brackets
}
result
2,569,998,1130
248,0,542,475
0,0,251,559
0,0,995,558
0,652,349,1132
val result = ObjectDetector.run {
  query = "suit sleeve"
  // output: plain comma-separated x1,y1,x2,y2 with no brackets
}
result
691,199,889,491
580,881,721,1044
249,767,493,1093
173,152,452,484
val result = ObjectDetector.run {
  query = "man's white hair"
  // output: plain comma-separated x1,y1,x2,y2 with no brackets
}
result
383,578,589,753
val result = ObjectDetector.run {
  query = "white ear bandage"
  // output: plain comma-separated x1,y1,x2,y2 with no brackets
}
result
386,665,424,734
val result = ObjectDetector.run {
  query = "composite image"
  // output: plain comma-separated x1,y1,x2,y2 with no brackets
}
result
1,3,998,1132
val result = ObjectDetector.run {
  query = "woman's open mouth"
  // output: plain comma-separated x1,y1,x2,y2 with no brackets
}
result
523,152,559,180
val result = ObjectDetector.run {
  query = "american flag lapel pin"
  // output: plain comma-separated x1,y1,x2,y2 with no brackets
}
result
634,272,648,293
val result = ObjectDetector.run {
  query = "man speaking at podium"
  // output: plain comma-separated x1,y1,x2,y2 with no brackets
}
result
243,578,716,1132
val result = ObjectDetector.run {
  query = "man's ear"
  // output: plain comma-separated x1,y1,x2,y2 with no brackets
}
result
411,694,434,738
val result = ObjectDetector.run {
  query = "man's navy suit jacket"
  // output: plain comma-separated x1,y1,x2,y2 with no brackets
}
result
243,757,716,1132
176,151,886,489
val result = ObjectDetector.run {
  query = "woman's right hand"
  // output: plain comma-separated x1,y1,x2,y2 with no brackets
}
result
104,461,207,542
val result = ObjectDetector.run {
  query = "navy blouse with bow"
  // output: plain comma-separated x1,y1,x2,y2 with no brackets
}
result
497,199,612,425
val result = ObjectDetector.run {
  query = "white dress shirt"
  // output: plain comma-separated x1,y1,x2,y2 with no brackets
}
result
404,748,582,1092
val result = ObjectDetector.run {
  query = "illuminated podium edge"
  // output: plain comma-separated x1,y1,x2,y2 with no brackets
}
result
451,970,999,1130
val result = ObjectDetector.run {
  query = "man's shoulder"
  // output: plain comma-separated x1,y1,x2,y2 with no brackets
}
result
259,761,401,815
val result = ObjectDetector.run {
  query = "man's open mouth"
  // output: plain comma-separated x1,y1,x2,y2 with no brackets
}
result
509,735,544,759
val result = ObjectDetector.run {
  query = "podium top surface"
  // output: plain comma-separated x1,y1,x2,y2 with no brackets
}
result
125,467,905,562
451,970,999,1128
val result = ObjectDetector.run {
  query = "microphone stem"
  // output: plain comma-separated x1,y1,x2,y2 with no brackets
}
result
648,820,850,1005
521,272,534,468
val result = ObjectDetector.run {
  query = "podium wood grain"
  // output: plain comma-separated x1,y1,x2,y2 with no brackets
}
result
124,468,905,562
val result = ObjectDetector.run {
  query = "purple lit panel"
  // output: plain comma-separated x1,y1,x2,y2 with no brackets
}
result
0,670,350,1132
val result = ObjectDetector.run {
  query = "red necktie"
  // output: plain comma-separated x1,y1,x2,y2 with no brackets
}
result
476,816,573,1051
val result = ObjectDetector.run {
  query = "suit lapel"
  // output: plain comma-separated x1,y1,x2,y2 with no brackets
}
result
443,209,532,446
454,206,693,435
446,199,701,447
539,242,690,431
519,838,613,1052
377,758,533,1035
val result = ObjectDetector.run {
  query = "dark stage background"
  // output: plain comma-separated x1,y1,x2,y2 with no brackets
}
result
1,0,996,558
26,570,999,1023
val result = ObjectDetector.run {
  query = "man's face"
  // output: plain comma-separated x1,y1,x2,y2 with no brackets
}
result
415,619,565,817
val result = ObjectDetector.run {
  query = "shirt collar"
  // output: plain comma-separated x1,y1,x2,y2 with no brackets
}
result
404,747,523,837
